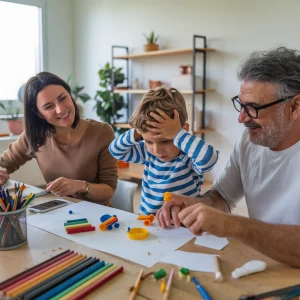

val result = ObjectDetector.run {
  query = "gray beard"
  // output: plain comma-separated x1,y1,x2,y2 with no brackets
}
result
248,105,293,149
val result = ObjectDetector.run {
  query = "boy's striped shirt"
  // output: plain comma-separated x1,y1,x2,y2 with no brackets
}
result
109,129,219,215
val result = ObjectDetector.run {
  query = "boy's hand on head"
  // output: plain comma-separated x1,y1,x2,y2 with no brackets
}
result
146,109,182,140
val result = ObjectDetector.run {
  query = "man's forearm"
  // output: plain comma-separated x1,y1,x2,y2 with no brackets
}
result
201,189,231,213
226,216,300,267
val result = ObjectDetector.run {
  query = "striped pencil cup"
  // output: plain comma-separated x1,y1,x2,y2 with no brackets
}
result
0,207,27,250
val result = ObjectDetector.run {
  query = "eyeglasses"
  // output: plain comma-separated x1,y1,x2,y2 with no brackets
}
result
231,95,297,119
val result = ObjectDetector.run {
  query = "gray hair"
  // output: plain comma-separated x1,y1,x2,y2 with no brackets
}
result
238,47,300,98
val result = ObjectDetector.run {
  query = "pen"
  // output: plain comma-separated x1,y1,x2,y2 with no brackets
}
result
192,276,212,300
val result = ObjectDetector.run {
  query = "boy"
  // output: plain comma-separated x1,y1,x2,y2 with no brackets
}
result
109,87,219,215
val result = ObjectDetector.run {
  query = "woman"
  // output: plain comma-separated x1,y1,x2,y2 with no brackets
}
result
0,72,118,205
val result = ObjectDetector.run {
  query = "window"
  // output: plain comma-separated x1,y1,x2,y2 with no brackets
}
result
0,0,45,101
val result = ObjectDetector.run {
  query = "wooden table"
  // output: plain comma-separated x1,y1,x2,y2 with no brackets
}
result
1,194,300,300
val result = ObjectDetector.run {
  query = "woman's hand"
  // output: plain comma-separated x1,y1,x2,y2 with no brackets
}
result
46,177,86,197
0,167,9,185
156,193,199,228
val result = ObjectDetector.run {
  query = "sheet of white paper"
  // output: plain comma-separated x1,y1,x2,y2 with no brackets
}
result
27,201,194,268
194,235,229,250
161,250,216,272
2,179,47,198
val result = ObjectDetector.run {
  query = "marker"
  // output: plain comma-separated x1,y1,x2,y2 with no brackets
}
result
192,276,212,300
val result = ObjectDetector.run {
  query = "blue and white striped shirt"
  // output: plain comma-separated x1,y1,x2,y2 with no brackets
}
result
109,129,219,215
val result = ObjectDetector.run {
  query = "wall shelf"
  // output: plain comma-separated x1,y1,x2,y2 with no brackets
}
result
113,47,216,59
114,89,215,94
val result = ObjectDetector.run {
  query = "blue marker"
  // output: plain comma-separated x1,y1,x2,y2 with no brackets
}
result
192,276,212,300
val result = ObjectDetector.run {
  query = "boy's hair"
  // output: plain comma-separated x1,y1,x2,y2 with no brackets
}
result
129,86,188,133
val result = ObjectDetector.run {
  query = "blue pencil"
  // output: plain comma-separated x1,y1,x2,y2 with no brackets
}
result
36,260,105,300
192,276,212,300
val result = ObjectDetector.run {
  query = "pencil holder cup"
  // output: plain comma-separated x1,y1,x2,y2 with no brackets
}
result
0,207,27,250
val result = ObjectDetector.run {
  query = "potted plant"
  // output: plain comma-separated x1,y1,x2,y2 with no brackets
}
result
81,62,127,136
143,30,159,52
7,109,24,135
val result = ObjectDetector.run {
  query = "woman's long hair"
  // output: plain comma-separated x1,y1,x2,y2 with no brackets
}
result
24,72,80,154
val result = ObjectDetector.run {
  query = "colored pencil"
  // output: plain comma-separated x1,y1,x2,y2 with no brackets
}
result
22,258,99,300
129,268,143,300
7,255,85,297
51,263,114,300
192,276,212,300
0,250,71,290
66,226,95,234
35,260,106,300
67,265,124,300
163,268,174,300
4,252,78,293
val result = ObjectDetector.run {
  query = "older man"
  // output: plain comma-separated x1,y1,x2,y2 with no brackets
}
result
155,47,300,267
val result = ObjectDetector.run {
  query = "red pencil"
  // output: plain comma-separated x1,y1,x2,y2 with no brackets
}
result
67,226,95,234
3,252,78,293
0,249,71,290
69,266,124,300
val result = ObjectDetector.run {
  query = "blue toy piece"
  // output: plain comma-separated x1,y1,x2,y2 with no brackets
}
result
99,213,120,230
69,210,73,214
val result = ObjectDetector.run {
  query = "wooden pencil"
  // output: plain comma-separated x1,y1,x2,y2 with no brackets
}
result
51,263,114,300
59,265,117,300
163,268,174,300
0,249,71,290
68,266,124,300
4,252,78,293
22,258,100,300
34,260,105,300
7,255,85,297
20,257,98,300
129,268,143,300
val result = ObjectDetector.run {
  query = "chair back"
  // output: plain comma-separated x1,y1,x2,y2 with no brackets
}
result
111,180,138,213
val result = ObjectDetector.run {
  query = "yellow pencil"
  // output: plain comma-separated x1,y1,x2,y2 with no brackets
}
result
64,223,92,231
129,268,143,300
60,265,117,300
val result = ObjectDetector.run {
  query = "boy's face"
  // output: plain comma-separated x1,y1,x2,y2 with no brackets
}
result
142,131,181,162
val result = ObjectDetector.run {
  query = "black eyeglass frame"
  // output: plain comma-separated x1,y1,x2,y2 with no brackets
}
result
231,95,297,119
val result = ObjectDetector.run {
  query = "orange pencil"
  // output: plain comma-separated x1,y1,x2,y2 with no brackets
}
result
7,255,85,297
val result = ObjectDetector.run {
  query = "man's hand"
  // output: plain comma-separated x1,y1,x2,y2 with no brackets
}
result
146,109,182,140
156,193,199,228
0,167,9,185
46,177,86,197
179,203,231,237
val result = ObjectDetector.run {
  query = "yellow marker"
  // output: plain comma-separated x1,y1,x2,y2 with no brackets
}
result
164,192,172,202
127,228,149,240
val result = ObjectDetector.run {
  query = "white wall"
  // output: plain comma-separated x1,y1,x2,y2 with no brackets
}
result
72,0,300,181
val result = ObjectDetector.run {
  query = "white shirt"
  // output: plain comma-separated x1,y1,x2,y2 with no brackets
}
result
213,130,300,225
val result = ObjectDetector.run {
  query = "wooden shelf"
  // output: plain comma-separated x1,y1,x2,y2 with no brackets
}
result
118,163,212,188
114,48,216,59
114,89,215,94
114,123,214,135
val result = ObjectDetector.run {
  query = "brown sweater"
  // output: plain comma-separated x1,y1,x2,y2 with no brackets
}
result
0,119,118,205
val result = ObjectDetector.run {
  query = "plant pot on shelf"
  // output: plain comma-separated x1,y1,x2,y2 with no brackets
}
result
7,119,24,135
144,43,159,52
